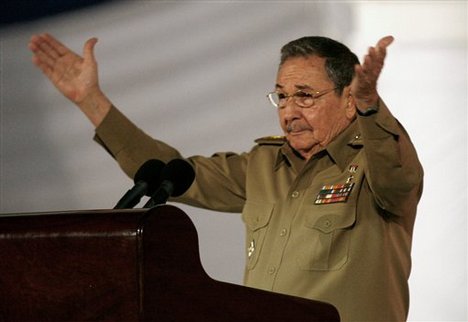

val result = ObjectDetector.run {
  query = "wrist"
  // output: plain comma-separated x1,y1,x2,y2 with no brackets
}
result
356,102,379,116
78,90,112,127
355,95,379,116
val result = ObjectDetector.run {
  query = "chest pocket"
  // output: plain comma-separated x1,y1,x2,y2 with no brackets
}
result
296,153,365,271
241,201,274,270
297,203,356,271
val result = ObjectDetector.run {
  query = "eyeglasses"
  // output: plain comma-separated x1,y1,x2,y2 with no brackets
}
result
266,87,337,108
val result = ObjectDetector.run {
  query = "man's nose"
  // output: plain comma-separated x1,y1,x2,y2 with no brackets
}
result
281,99,302,120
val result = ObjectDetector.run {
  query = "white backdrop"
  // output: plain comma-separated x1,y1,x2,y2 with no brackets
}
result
1,2,466,321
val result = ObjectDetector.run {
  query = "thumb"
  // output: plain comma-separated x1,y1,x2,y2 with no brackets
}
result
83,37,98,62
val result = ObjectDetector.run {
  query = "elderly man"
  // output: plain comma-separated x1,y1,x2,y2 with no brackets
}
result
29,33,423,321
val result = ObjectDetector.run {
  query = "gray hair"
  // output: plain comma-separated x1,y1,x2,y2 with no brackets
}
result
280,36,360,94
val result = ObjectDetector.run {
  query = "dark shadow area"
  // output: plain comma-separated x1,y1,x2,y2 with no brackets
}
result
0,0,116,26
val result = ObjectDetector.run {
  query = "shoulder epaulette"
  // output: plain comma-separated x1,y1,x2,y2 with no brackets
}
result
254,135,287,146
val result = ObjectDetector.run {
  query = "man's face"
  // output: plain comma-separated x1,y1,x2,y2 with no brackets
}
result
276,56,354,159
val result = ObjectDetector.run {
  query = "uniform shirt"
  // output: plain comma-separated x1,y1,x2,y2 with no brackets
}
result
95,99,423,322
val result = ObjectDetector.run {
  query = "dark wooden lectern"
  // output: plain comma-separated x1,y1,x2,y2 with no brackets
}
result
0,206,340,321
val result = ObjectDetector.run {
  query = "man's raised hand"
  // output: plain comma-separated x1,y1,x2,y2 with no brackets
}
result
351,35,394,110
29,33,111,127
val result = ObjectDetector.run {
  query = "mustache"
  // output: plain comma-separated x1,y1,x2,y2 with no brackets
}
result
286,122,311,133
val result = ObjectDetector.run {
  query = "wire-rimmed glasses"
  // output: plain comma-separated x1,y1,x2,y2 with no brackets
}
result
267,87,337,108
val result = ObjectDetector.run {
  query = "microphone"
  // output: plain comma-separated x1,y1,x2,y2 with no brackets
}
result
113,159,166,209
144,158,195,208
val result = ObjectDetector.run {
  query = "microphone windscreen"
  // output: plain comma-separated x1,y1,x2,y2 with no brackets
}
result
162,159,195,197
134,159,166,196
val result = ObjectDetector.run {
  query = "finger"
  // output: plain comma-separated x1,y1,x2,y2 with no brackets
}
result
32,56,53,78
362,54,373,73
28,34,42,52
366,46,378,64
37,37,61,59
377,35,394,49
361,54,376,76
354,64,368,85
42,33,71,56
362,45,384,79
374,35,394,59
31,47,56,69
362,54,383,82
367,45,385,65
29,34,61,63
83,37,98,63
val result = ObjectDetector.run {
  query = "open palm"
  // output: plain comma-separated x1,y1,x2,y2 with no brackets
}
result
351,36,394,107
29,33,99,104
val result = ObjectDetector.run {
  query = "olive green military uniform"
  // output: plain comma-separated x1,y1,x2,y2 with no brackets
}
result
95,99,423,322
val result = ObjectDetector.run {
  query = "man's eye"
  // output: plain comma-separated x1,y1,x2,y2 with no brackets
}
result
295,91,313,98
277,93,287,99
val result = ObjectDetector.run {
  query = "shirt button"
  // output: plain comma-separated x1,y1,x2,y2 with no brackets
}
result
280,228,287,237
291,191,300,198
268,266,276,274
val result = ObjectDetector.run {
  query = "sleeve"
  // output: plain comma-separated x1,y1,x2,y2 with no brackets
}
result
175,152,248,213
94,106,182,178
358,99,424,218
94,105,248,212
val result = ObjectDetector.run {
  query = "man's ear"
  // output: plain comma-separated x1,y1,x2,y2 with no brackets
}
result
344,87,356,120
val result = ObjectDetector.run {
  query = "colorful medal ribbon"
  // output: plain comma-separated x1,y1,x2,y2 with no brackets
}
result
314,182,355,205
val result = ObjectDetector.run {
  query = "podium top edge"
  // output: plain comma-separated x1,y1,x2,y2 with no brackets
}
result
0,208,148,218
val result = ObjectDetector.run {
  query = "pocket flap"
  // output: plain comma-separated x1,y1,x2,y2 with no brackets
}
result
242,201,274,231
304,205,356,233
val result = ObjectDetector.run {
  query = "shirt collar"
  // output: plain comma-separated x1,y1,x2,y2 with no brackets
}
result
325,120,363,171
276,120,362,172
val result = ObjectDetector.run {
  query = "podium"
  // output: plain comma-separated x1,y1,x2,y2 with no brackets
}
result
0,206,340,321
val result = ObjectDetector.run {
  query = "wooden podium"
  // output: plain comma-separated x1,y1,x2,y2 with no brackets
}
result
0,206,340,321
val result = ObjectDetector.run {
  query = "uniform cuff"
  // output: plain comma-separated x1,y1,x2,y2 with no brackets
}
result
93,105,140,157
